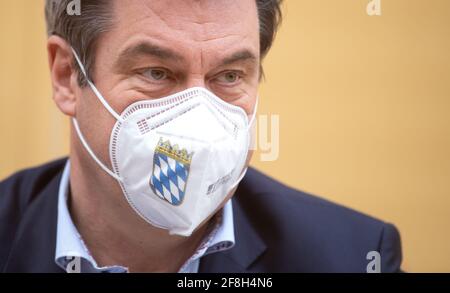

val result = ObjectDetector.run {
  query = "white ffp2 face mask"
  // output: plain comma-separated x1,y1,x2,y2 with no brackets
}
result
71,48,256,236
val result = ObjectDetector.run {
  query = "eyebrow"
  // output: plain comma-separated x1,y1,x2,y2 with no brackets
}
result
220,49,258,67
113,41,258,71
114,41,184,71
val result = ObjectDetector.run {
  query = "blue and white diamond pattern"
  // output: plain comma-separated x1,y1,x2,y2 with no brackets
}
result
150,152,189,205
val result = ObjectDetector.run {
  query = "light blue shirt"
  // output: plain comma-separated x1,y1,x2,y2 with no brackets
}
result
55,161,235,273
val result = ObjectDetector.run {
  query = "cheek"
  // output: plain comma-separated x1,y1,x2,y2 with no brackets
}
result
76,89,117,163
237,88,258,116
245,149,254,167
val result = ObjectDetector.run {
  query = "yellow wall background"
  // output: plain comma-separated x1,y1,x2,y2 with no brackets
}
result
1,0,449,272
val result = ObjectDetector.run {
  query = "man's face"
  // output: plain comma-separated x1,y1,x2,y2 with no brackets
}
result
75,0,260,169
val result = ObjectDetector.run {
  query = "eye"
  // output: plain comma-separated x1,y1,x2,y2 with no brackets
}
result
214,71,241,85
141,68,169,81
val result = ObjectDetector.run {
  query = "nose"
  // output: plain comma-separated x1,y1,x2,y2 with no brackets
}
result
183,76,208,91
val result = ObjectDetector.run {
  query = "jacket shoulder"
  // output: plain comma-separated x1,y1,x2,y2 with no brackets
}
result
235,168,402,272
0,158,67,267
0,158,67,212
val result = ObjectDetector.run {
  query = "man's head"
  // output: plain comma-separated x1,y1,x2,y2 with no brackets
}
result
45,0,282,232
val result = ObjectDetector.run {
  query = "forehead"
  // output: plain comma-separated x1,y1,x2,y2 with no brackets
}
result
109,0,259,56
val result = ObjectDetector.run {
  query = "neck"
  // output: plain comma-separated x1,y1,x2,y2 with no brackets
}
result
68,145,211,272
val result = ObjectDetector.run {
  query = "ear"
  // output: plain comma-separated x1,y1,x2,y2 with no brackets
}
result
47,35,79,117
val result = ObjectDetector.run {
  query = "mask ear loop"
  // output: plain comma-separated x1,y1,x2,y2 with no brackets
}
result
71,48,123,123
247,95,258,151
72,118,122,182
70,47,123,182
247,95,259,130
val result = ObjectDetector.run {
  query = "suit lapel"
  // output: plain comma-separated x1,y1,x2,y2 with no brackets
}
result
199,193,267,273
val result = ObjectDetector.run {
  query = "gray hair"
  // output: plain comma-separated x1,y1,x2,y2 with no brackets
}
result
45,0,282,86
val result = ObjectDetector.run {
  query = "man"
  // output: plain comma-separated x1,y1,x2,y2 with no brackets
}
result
0,0,402,273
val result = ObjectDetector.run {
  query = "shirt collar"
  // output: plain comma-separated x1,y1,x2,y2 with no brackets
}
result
55,160,235,273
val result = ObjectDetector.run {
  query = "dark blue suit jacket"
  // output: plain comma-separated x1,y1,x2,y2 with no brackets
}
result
0,158,402,272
